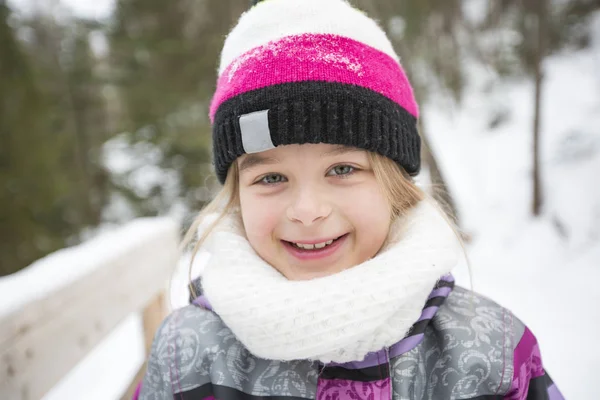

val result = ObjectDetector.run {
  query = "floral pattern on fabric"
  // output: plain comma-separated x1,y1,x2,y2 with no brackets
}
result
317,378,391,400
390,287,518,399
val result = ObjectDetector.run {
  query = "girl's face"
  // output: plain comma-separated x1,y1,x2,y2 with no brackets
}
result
237,143,392,280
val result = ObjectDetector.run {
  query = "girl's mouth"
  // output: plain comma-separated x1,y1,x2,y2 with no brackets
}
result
281,234,349,261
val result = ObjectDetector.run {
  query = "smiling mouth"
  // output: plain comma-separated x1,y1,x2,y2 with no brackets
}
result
282,234,348,251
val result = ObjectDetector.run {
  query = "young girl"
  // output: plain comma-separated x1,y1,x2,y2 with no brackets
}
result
137,0,563,399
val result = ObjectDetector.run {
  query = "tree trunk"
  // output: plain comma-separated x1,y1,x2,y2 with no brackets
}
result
419,119,460,224
532,0,547,216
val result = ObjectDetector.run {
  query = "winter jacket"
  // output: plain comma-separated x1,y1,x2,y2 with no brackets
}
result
137,279,563,400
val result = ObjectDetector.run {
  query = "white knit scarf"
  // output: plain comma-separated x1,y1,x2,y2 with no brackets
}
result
201,200,461,363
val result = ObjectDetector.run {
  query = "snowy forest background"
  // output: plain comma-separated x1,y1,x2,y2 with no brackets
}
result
1,0,599,399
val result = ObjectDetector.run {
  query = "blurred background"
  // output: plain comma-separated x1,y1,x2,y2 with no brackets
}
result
0,0,599,399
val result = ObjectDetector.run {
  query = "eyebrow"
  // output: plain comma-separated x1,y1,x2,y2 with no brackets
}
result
238,154,280,172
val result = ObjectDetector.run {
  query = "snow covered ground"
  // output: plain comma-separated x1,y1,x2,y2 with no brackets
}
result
2,2,598,399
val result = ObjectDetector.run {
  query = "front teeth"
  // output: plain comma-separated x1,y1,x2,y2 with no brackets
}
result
294,239,334,250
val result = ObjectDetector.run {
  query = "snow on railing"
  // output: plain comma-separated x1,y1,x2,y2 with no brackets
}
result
0,218,180,400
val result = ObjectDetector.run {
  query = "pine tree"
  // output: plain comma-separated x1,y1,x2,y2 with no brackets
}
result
0,4,66,274
0,4,110,275
107,0,247,219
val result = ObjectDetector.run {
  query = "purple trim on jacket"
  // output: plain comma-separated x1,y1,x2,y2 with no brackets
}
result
389,333,425,358
547,384,564,399
132,382,141,400
505,327,565,400
192,295,212,310
427,286,452,299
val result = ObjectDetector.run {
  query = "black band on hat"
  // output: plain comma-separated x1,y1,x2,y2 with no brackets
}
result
212,81,420,183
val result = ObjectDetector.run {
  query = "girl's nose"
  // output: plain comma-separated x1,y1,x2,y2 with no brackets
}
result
286,187,332,226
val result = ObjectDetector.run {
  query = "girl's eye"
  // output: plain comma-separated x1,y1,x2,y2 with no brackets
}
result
258,173,286,185
327,165,355,177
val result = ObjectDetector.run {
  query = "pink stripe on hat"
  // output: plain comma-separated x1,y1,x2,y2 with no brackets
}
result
210,34,418,122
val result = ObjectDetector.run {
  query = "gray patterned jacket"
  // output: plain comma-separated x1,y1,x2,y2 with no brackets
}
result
138,277,563,400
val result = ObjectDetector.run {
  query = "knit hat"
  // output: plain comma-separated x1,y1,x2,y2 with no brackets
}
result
209,0,420,183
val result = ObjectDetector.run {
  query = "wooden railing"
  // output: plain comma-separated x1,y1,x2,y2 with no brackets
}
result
0,219,180,400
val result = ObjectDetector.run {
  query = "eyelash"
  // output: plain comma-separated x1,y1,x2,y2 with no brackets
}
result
327,164,356,177
255,164,357,186
257,173,287,185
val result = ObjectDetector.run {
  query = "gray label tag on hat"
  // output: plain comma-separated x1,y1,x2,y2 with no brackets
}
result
239,110,275,154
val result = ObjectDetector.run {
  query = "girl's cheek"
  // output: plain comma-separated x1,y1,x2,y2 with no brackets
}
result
241,194,283,237
342,184,390,223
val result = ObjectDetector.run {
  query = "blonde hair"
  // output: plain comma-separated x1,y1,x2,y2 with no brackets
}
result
182,151,466,299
